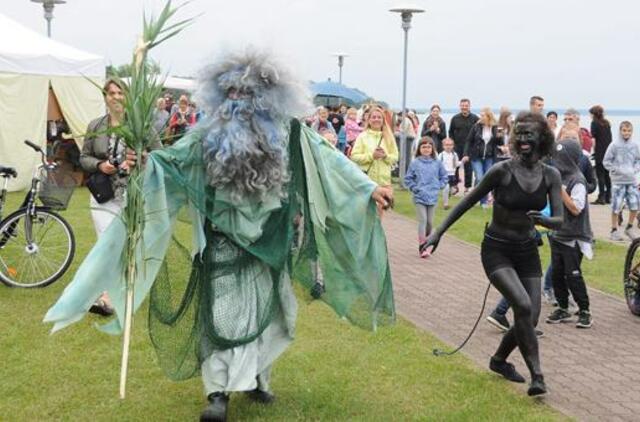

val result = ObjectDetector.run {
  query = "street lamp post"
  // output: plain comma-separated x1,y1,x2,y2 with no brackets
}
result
332,52,349,84
30,0,66,38
389,4,424,187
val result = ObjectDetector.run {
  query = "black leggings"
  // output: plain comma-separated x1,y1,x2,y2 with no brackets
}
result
594,162,611,201
488,267,542,378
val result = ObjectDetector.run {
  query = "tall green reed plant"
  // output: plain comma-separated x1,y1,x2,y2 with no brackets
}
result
107,1,194,399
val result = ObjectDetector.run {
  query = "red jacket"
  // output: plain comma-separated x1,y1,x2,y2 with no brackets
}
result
580,127,593,154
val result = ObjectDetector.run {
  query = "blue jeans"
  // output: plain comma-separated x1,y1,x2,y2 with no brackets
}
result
543,262,553,292
471,158,494,205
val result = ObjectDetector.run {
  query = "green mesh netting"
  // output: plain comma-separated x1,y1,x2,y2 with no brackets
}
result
147,120,318,380
146,120,393,381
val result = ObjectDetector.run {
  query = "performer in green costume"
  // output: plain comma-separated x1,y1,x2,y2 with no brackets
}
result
45,50,395,421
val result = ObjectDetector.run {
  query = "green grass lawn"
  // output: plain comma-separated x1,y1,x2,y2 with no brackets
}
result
393,188,627,298
0,188,567,421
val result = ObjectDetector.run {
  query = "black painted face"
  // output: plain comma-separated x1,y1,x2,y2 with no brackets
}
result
514,122,541,162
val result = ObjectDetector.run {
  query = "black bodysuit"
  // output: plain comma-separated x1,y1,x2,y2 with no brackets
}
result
482,163,549,278
493,163,548,212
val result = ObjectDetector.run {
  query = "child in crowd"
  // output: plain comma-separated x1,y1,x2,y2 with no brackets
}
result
437,137,460,210
546,139,593,328
318,128,338,147
344,107,363,156
404,137,448,257
336,125,347,152
602,121,640,241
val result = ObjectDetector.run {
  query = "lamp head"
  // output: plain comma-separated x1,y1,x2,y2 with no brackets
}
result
389,4,425,29
30,0,67,5
31,0,66,18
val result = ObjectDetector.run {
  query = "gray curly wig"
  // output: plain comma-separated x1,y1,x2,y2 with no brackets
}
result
196,49,312,202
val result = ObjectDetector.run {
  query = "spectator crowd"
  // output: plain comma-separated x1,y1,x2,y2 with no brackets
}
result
85,81,637,331
304,96,639,332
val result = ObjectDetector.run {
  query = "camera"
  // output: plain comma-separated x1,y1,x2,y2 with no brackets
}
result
109,151,128,178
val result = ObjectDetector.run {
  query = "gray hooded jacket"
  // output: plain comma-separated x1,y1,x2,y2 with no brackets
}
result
602,136,640,184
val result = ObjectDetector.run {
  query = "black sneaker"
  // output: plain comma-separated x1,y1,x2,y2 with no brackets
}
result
546,308,571,324
576,310,592,328
89,299,114,317
486,310,510,332
527,375,547,396
489,357,526,383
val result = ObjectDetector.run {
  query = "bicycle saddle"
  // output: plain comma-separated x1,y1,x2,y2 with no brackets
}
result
0,166,17,177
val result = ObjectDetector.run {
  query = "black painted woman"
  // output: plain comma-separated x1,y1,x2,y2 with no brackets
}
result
423,112,563,396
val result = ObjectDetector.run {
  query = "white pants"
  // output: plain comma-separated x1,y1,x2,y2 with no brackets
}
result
201,272,297,395
89,195,124,236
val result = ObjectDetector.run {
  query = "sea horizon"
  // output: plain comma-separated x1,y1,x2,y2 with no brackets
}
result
413,108,640,116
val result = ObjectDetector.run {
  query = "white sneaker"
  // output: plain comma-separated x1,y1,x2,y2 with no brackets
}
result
624,227,637,240
543,289,558,306
568,297,579,314
610,230,624,241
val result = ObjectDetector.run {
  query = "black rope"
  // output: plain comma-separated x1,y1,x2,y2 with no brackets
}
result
432,281,492,357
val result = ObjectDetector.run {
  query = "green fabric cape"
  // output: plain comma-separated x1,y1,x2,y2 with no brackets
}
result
44,120,395,376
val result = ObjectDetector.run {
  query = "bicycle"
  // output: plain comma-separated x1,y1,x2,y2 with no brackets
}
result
623,237,640,316
0,140,76,288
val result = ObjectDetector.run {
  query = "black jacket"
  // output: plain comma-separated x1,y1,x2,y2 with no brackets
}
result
463,124,500,160
420,118,447,151
591,120,612,162
578,154,597,194
448,112,479,150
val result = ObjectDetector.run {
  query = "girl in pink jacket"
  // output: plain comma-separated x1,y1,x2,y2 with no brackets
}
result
344,107,363,156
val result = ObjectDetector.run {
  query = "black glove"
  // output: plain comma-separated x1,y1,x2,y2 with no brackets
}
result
526,210,552,227
310,281,325,299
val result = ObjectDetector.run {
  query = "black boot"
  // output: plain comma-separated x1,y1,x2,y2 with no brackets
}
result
527,374,547,396
200,392,229,422
245,388,276,404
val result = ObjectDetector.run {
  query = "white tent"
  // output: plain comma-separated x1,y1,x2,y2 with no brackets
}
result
0,13,105,191
162,76,195,91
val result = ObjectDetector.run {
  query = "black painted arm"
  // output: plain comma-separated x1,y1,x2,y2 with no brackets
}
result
423,164,503,253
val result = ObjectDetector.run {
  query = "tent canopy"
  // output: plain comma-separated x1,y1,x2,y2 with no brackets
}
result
0,13,104,77
0,13,105,191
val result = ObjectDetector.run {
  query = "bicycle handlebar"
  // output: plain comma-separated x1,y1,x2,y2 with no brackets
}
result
24,140,42,153
24,140,51,169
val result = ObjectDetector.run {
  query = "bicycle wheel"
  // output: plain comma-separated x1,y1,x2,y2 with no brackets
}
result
623,237,640,316
0,207,75,288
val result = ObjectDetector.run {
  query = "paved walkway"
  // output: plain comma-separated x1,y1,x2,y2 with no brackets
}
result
383,211,640,422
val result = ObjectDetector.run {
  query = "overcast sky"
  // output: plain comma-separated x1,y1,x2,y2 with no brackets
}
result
4,0,639,110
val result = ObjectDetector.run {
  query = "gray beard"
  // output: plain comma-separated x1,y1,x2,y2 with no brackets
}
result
202,105,289,203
